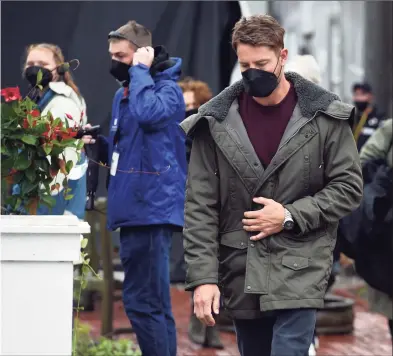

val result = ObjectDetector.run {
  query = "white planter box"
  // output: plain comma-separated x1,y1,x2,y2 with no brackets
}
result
0,215,90,356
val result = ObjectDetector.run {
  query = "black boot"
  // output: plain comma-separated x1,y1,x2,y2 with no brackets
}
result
205,325,224,349
188,313,207,345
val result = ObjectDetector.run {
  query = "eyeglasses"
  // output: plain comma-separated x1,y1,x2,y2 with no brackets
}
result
108,31,141,49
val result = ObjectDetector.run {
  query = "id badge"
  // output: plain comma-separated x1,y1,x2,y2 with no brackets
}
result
110,151,120,176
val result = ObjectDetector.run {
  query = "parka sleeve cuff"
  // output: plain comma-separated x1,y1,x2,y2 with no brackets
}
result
185,277,219,292
284,203,307,236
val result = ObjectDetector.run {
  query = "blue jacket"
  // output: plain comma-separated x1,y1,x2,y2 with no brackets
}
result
102,58,187,231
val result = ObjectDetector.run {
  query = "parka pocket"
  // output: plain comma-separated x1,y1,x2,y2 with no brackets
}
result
278,255,312,296
277,253,331,298
220,230,249,249
219,230,248,282
219,230,259,310
282,256,309,271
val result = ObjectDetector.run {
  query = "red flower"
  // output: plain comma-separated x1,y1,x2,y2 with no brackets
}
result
1,87,22,102
30,109,40,117
56,127,77,140
50,168,59,178
66,128,77,137
42,123,52,138
65,113,73,120
23,118,37,128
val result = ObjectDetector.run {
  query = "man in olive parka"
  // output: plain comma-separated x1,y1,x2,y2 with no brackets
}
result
181,15,363,356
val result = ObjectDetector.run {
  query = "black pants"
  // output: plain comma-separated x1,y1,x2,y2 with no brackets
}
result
234,309,316,356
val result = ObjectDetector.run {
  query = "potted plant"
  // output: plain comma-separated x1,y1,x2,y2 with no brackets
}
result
1,85,83,213
0,83,91,356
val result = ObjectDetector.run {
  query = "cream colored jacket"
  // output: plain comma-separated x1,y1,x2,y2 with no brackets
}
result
42,82,88,195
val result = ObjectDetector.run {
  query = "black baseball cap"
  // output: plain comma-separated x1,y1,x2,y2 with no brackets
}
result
352,82,373,93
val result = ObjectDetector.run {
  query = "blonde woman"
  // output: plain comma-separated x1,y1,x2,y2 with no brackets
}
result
22,43,88,219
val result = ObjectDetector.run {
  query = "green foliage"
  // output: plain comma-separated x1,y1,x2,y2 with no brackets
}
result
73,322,141,356
1,87,81,214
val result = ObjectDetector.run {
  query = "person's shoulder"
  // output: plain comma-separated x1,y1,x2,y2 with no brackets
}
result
378,118,393,134
325,100,355,120
49,81,72,96
48,82,85,111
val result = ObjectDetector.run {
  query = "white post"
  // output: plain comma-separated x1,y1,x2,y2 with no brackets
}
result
0,215,90,356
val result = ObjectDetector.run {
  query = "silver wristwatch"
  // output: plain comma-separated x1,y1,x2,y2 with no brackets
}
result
282,208,295,230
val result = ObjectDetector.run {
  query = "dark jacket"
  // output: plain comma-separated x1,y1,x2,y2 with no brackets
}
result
181,72,363,318
351,105,387,150
359,119,392,319
101,49,187,231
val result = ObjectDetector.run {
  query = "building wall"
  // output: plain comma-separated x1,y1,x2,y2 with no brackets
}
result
231,1,392,115
273,1,366,103
231,1,367,103
364,1,393,117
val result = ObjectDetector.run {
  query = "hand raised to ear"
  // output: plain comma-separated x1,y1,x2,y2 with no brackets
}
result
132,46,154,68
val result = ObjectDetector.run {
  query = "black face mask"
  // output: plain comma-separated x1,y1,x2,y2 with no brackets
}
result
110,60,131,83
185,108,198,118
24,66,53,88
354,101,369,113
242,59,282,98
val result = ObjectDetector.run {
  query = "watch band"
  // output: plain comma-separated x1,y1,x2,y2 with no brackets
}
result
284,208,292,220
283,208,294,227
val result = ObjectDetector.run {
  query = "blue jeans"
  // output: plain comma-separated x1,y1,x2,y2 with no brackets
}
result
120,226,176,356
234,309,316,356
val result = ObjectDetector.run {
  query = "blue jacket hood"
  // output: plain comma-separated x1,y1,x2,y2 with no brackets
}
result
125,57,182,86
154,57,182,81
148,45,182,81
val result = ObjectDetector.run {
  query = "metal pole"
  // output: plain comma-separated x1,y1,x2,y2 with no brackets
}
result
364,1,393,117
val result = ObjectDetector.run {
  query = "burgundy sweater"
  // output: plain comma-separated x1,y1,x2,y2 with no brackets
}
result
238,84,298,167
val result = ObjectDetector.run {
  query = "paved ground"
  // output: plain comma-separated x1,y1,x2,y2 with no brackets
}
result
79,286,392,356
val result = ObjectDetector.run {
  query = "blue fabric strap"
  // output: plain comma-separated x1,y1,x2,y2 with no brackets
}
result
37,89,56,111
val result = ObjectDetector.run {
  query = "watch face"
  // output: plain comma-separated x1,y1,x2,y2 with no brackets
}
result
284,220,295,230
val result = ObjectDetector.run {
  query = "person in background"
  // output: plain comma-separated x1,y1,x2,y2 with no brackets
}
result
179,77,213,162
181,15,363,356
21,43,88,219
351,82,386,150
285,54,321,85
359,118,393,344
178,78,224,349
83,20,186,356
179,77,213,114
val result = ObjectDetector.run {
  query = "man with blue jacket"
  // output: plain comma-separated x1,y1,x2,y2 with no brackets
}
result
85,20,186,356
